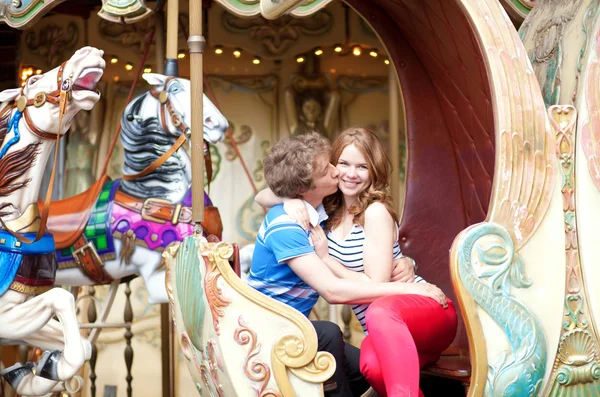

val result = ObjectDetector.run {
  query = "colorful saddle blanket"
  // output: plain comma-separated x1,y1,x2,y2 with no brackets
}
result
57,180,119,268
57,179,216,268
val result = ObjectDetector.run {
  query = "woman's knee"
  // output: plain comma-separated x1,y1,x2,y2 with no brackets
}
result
359,338,383,388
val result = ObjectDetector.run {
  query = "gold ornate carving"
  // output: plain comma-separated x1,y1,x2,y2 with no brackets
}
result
8,281,52,295
202,242,232,335
221,9,333,56
25,22,79,68
547,105,600,395
163,242,180,319
234,316,281,397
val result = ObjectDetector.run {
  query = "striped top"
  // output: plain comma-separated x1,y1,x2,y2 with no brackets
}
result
327,224,426,333
248,203,326,316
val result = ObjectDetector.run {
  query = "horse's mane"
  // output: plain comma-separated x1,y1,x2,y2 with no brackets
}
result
0,106,41,197
0,105,10,146
0,142,41,197
119,93,187,200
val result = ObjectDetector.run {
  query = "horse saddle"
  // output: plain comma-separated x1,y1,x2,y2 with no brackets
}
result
40,175,110,250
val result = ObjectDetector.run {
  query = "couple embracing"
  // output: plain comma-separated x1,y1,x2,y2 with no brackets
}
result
249,128,457,397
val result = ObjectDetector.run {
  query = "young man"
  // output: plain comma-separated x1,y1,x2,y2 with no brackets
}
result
249,132,435,396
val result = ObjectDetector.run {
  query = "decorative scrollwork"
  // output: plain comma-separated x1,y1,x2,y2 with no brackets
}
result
234,316,281,397
456,222,546,396
547,105,600,395
221,9,333,55
98,16,155,53
337,76,387,94
201,340,225,397
201,240,232,335
224,121,253,161
25,22,78,68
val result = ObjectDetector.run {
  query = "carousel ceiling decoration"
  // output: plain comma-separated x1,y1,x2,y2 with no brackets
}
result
99,15,155,53
98,0,152,24
0,0,66,29
25,21,79,68
221,9,332,56
215,0,332,19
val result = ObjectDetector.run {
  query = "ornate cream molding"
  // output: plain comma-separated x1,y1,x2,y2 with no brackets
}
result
547,105,600,395
166,235,336,395
234,316,282,397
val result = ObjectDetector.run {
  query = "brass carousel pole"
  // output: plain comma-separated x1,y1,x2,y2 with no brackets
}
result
188,0,205,226
161,2,181,397
165,0,180,76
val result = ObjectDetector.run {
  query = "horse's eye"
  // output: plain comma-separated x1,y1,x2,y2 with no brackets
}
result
28,77,40,85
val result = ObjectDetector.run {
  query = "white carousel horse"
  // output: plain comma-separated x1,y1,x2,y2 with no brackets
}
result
0,47,105,396
52,73,228,305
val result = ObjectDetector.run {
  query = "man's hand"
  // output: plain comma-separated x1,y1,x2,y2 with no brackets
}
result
403,282,448,308
310,225,329,259
391,256,416,283
283,199,310,230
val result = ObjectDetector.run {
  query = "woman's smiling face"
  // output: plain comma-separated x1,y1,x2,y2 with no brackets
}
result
336,143,371,199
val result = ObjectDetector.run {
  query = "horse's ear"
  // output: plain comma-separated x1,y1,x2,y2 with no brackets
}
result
142,73,167,87
0,88,21,103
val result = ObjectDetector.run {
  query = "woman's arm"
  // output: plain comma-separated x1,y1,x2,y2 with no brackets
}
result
255,188,284,209
255,188,310,229
362,202,396,282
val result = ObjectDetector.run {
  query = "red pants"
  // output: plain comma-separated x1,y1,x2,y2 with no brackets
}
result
359,295,457,397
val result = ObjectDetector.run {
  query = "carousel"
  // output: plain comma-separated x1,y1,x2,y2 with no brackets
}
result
0,0,599,396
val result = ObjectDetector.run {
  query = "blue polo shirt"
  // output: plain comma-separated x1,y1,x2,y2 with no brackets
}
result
248,202,327,316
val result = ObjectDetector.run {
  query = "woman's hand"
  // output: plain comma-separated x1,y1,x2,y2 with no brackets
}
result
403,282,448,308
310,225,329,259
283,199,310,230
390,257,415,283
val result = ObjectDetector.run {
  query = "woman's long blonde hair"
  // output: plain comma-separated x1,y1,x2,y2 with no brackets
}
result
324,127,398,231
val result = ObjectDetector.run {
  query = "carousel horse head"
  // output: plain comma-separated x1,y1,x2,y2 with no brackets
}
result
0,46,105,135
142,73,228,144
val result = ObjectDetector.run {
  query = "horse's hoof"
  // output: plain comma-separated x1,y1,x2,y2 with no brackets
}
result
0,361,35,390
36,350,61,381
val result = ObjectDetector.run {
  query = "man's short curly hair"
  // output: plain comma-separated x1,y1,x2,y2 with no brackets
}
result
264,132,331,198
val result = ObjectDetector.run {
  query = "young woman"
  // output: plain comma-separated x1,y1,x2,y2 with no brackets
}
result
256,128,457,397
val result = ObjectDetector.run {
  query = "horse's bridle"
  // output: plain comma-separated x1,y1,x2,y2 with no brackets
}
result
150,76,191,135
123,76,213,184
0,61,72,141
0,61,72,243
